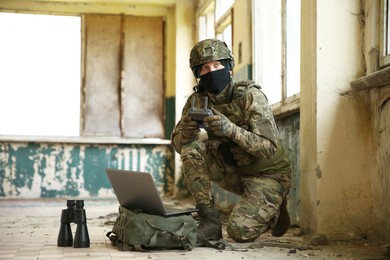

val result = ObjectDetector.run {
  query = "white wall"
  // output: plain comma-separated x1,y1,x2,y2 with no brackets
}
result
301,0,374,237
316,0,372,235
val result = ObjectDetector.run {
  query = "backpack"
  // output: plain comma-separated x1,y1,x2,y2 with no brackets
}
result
106,206,197,251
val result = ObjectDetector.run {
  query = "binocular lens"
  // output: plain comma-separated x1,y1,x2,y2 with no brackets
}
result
57,199,90,248
76,200,84,209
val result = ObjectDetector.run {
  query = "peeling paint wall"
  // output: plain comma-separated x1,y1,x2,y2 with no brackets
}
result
377,92,390,241
277,114,300,226
371,86,390,241
0,142,174,198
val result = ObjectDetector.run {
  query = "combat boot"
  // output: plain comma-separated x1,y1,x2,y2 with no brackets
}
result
271,198,290,237
196,203,222,242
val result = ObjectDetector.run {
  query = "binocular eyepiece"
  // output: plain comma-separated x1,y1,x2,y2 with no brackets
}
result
57,199,90,248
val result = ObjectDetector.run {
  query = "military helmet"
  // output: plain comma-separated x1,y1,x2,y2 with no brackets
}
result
189,39,235,77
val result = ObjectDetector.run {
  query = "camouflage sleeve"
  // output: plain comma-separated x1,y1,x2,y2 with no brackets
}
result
231,88,279,159
170,95,194,154
171,120,183,154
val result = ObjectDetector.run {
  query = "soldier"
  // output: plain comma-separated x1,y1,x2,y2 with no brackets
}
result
171,39,291,243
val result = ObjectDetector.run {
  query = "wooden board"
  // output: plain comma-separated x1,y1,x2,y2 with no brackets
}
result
121,16,164,138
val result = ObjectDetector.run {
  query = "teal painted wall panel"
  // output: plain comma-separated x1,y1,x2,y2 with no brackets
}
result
83,145,116,196
0,113,300,220
0,142,174,198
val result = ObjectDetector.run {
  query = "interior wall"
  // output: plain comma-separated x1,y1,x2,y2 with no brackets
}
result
172,0,196,196
301,0,375,237
316,0,372,236
361,0,390,241
300,0,318,234
371,86,390,241
232,0,252,80
277,114,300,226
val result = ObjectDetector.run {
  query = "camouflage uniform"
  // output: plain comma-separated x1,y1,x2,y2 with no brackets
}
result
171,39,291,242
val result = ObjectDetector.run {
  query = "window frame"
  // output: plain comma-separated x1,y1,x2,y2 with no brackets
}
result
197,0,215,40
0,12,166,139
252,0,300,118
215,3,232,49
197,0,233,48
197,0,300,118
380,0,390,68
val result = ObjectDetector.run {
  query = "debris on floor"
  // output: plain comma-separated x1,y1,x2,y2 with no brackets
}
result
0,198,388,259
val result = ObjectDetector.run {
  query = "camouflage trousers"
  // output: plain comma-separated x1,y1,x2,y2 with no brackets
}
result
181,140,291,242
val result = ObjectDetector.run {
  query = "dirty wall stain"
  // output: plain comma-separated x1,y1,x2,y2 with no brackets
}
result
0,143,44,196
0,142,175,198
144,146,174,195
41,145,82,198
82,145,119,196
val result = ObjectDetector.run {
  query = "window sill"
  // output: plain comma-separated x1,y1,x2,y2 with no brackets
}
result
271,93,300,119
350,66,390,90
0,135,171,145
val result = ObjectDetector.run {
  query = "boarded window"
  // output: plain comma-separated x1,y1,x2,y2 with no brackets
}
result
82,15,164,138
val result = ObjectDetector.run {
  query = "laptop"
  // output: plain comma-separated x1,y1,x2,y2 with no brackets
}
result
105,168,198,217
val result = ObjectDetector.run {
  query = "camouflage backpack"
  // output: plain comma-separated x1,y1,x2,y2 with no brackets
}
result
106,206,197,251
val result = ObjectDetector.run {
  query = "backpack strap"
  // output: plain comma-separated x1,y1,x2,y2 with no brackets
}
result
106,231,147,252
145,220,194,251
106,231,118,246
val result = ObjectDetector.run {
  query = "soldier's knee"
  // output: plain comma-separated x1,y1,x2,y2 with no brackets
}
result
227,220,259,242
227,212,271,242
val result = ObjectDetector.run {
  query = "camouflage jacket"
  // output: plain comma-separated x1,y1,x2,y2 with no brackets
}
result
171,80,290,174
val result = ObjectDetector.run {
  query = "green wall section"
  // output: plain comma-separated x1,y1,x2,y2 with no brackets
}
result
0,142,174,198
165,96,176,140
234,64,253,81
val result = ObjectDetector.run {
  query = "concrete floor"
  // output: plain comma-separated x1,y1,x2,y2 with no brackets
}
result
0,198,388,260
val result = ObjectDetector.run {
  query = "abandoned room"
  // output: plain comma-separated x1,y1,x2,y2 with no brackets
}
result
0,0,390,259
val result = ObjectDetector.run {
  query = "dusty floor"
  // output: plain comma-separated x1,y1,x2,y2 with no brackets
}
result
0,198,389,260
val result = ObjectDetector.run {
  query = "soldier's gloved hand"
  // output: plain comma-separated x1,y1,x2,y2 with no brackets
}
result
204,108,238,138
180,114,200,143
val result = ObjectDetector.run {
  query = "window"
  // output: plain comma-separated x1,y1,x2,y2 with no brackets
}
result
217,24,232,50
252,0,300,107
0,13,165,138
0,13,81,136
82,15,164,138
381,0,390,67
198,1,215,40
198,0,233,51
215,0,234,21
215,0,233,50
285,0,301,97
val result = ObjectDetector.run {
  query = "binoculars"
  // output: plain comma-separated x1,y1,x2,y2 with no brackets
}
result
57,199,90,248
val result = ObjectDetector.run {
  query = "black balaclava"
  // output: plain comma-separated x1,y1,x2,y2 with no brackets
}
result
198,60,231,95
